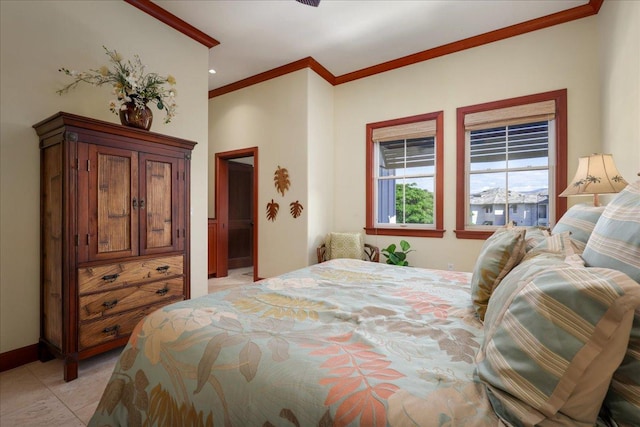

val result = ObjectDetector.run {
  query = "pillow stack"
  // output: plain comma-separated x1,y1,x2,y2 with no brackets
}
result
476,263,639,426
471,180,640,426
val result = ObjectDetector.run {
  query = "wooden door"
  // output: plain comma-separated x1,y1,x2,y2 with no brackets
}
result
84,144,139,261
139,153,181,255
208,219,217,276
228,161,253,269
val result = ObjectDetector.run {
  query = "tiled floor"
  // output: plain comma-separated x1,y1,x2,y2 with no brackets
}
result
0,268,254,427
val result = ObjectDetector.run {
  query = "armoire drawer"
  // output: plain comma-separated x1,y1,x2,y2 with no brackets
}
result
78,300,181,350
78,255,184,294
79,277,184,321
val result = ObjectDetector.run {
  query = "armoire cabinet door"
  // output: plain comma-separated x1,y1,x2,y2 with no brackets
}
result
84,144,139,262
139,153,184,254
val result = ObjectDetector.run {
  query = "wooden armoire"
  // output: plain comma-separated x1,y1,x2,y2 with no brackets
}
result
34,112,196,381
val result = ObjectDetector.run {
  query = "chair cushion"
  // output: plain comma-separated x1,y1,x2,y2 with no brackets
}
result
582,180,640,283
477,262,640,426
328,232,364,260
470,227,526,321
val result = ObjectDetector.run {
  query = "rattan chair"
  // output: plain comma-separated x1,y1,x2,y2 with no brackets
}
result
316,232,380,263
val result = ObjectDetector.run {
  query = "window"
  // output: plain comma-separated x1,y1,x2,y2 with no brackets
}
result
366,112,444,238
455,90,568,239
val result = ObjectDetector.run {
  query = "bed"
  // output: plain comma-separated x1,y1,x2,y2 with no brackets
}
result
88,259,500,426
90,180,640,427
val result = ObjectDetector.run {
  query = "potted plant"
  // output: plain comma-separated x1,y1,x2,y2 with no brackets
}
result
381,240,413,266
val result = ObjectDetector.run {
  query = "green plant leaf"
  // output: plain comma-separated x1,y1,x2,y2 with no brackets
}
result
400,240,410,251
388,253,400,264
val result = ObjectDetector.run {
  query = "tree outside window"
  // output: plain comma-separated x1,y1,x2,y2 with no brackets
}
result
366,112,444,238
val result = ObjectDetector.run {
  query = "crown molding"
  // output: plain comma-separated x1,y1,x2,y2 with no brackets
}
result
126,0,603,98
335,0,604,85
124,0,219,48
208,57,336,98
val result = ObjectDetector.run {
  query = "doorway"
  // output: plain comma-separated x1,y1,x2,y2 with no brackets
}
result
215,147,259,281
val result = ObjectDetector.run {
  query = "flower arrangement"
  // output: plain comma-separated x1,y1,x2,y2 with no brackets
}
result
57,46,177,124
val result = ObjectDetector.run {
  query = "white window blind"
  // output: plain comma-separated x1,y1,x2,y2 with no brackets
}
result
469,122,549,165
378,138,435,170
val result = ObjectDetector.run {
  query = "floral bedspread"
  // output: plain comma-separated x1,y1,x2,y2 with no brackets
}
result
89,259,500,427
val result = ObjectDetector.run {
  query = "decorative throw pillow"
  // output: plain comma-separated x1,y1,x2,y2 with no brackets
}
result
524,227,550,252
552,203,605,252
477,265,640,426
522,231,580,262
582,180,640,283
602,309,640,427
482,254,569,330
470,228,526,321
328,232,364,260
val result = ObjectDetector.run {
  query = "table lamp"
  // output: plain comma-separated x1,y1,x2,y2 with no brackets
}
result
559,153,628,206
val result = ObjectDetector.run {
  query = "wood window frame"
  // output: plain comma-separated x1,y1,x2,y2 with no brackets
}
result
455,89,568,240
365,111,445,238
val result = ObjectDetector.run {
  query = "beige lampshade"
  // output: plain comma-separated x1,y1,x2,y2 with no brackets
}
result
560,153,628,205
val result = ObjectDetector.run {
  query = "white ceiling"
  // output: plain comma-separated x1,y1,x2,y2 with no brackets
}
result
153,0,589,92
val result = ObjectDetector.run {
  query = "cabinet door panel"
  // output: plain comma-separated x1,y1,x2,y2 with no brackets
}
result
139,154,181,254
86,145,138,261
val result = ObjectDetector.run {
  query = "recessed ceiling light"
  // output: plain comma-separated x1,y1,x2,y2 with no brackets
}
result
208,69,216,74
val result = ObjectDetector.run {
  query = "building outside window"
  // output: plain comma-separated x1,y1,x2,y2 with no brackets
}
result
455,90,568,239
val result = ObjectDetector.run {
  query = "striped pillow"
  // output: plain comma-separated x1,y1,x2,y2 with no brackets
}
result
477,265,640,426
524,227,550,252
470,228,526,321
552,203,605,252
522,231,581,262
582,180,640,283
603,309,640,427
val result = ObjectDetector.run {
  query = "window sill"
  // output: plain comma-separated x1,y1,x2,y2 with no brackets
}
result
454,229,493,240
365,227,445,238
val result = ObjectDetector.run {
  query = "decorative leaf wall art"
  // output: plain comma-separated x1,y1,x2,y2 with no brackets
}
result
274,166,290,197
290,200,304,218
266,199,279,221
268,165,303,221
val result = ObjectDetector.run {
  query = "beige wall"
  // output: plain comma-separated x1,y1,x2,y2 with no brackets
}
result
209,70,311,278
334,17,601,272
598,0,640,184
210,16,602,274
306,72,335,264
0,1,209,354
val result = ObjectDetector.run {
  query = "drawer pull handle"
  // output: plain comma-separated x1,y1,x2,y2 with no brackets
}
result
102,273,120,283
102,325,120,336
156,265,170,273
102,299,118,310
156,286,169,296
